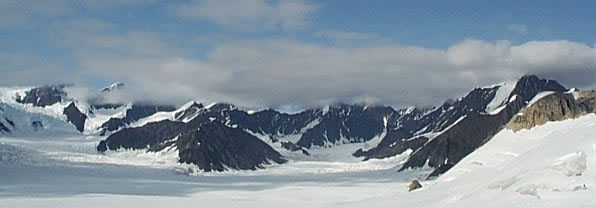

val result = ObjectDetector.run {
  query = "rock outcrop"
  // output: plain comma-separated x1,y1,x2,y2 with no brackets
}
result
16,85,68,107
177,122,287,171
63,102,87,132
97,118,287,172
408,180,422,191
0,122,10,133
507,91,596,131
99,105,177,133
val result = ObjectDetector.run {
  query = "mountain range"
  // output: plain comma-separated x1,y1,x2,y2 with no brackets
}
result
1,75,587,178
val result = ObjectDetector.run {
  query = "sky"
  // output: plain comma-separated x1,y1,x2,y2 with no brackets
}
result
1,0,596,109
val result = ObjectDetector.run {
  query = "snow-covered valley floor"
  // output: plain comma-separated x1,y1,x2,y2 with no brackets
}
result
2,114,596,207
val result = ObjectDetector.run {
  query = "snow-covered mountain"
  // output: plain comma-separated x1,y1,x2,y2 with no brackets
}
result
96,75,567,175
0,75,576,176
2,80,596,207
0,83,177,135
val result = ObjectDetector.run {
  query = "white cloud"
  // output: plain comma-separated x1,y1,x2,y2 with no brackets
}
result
171,0,318,31
507,24,528,35
0,0,157,30
0,53,77,86
3,23,596,108
2,1,595,109
65,38,596,108
314,30,380,41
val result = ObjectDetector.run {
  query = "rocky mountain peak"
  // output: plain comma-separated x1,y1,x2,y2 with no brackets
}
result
16,85,69,107
174,101,205,122
101,82,125,93
205,102,236,112
511,74,567,102
63,102,88,132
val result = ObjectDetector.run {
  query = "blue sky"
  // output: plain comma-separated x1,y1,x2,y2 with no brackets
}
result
1,0,596,108
319,1,596,47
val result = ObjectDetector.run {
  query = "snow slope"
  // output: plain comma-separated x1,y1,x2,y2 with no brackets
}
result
0,86,132,134
0,102,80,137
2,114,595,207
357,114,596,207
485,80,518,113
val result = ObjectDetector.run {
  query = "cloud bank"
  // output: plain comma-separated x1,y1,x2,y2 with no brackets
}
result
171,0,318,31
58,37,596,108
2,1,596,109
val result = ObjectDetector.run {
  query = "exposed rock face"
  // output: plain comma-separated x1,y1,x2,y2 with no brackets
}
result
97,118,287,171
16,85,67,107
296,105,393,148
281,141,310,155
0,122,10,133
226,108,321,137
174,102,204,122
98,120,187,151
507,91,596,131
100,105,177,133
177,122,286,171
0,107,13,133
93,100,390,153
63,102,87,132
408,180,422,191
91,103,123,109
4,118,15,127
1,107,9,133
31,121,43,131
211,104,393,148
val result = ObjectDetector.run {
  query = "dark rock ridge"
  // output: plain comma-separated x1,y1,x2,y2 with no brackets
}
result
223,104,394,148
31,121,44,131
507,90,596,131
63,102,88,132
0,121,10,133
360,75,566,177
97,117,287,171
0,107,8,133
280,141,310,155
91,103,124,110
177,122,286,171
16,85,68,107
225,108,321,137
174,102,204,121
295,104,394,148
99,104,176,134
143,102,394,149
4,118,15,127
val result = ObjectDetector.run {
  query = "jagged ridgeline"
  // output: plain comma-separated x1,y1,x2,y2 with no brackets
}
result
0,75,572,177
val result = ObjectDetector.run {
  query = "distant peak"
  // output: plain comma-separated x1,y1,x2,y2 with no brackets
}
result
101,82,125,93
179,100,204,110
205,102,236,111
520,74,539,79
